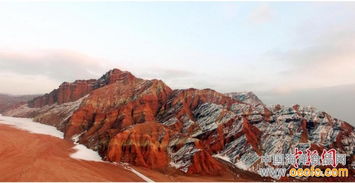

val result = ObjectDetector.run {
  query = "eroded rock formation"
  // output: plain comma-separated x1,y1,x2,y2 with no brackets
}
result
3,68,354,180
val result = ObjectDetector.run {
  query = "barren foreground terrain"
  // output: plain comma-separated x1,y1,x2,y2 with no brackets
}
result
0,123,243,182
0,124,144,182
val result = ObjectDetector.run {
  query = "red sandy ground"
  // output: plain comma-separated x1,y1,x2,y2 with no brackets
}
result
0,123,251,182
131,166,245,182
0,124,144,182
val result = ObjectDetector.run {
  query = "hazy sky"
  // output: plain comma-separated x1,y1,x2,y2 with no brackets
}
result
0,2,354,124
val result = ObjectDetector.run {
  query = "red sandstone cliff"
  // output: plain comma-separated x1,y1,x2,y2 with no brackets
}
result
28,69,140,108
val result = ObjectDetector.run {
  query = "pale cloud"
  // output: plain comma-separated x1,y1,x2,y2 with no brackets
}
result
137,67,195,80
268,28,355,93
0,49,109,82
0,49,110,94
133,67,206,90
220,3,239,20
248,4,273,24
0,72,58,95
257,21,355,124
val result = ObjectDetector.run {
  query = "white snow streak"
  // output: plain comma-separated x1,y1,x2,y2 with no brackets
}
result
128,167,155,182
70,143,103,162
212,153,231,162
0,114,103,162
0,114,63,138
69,131,103,162
118,162,155,182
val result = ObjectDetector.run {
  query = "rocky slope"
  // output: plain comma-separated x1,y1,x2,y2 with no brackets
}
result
3,68,354,181
226,91,265,107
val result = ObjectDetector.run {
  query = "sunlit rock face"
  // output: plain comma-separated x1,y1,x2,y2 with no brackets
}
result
66,77,173,158
4,68,354,179
28,79,97,108
28,69,136,108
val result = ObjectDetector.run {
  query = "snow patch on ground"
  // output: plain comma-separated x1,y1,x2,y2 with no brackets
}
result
69,130,102,162
70,143,103,162
0,115,155,182
0,114,63,138
118,162,155,182
0,114,102,162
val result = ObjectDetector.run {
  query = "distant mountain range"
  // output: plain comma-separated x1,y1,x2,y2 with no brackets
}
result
0,94,39,113
2,68,354,181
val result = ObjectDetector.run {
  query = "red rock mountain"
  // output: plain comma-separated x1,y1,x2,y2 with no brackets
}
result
3,68,354,181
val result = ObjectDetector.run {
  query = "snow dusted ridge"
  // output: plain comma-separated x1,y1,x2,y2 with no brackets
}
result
0,114,102,162
226,91,264,107
0,114,64,138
